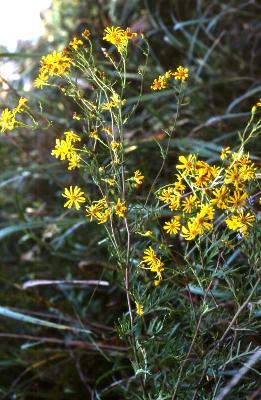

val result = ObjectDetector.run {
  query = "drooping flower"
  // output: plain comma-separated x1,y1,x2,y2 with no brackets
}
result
64,131,81,142
142,247,165,281
130,170,144,187
114,198,127,218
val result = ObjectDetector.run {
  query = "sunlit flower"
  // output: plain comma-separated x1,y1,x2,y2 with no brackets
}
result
151,75,167,91
114,198,127,217
64,131,81,142
67,152,81,170
69,37,83,50
102,93,126,110
62,186,86,210
51,138,76,160
159,187,176,203
34,71,49,89
103,26,128,52
182,195,197,213
0,108,16,133
39,50,71,77
173,66,188,81
14,97,27,113
211,186,229,209
163,216,181,235
176,154,195,173
227,190,248,211
220,147,231,160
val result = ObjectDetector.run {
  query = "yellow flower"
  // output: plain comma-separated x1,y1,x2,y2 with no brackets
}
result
173,66,188,81
0,108,16,133
169,196,181,211
89,130,98,139
211,186,230,209
151,75,167,91
225,211,255,236
68,152,80,170
96,208,112,224
86,199,107,221
131,170,144,187
34,71,48,89
225,165,244,188
111,141,121,151
173,179,186,195
240,163,256,181
14,97,27,113
159,187,176,203
73,112,81,120
163,216,181,235
114,198,127,218
62,186,86,210
82,29,91,39
135,301,144,316
102,93,126,110
220,147,231,160
142,247,164,281
256,98,261,107
103,26,128,52
227,190,248,211
124,27,138,40
181,220,200,241
64,131,81,142
182,195,197,213
103,177,116,187
40,50,71,77
51,138,76,161
176,154,195,173
69,37,83,50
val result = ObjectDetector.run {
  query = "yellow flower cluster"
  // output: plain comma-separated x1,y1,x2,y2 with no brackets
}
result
34,50,72,89
51,131,81,170
151,66,189,91
141,246,165,285
85,197,127,223
0,97,27,133
157,150,257,240
102,93,126,110
103,26,137,52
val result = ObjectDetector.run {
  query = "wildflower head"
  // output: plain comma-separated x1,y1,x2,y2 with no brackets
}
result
114,198,127,218
173,66,189,81
62,186,86,210
69,37,83,50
